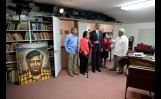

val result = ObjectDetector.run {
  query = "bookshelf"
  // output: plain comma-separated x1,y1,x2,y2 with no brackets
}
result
6,16,61,86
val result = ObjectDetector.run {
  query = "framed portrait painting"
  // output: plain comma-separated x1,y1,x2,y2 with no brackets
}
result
16,42,51,85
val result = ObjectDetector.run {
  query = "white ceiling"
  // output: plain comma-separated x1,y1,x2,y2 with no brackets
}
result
33,0,155,24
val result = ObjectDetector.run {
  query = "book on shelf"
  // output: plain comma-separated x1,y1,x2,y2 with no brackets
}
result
6,71,12,83
6,32,29,41
6,54,16,62
6,33,15,41
12,33,23,40
6,21,28,30
48,45,54,49
24,32,30,40
48,50,54,56
31,23,53,30
30,32,53,40
6,69,18,83
6,63,17,68
11,70,18,82
6,43,16,51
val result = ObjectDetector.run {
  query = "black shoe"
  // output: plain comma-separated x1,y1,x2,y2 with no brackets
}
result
116,72,123,75
96,69,101,72
80,72,85,75
92,70,95,73
109,68,116,71
84,71,87,73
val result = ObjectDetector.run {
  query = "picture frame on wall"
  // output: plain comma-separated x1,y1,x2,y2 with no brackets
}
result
64,30,69,34
60,29,63,34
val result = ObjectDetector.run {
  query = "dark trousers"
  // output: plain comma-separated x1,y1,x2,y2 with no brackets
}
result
79,53,88,73
91,48,101,70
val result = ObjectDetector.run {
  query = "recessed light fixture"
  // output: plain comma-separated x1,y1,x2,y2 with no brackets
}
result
59,8,64,13
121,0,155,10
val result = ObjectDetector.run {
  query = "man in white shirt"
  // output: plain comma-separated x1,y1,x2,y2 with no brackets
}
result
109,28,128,74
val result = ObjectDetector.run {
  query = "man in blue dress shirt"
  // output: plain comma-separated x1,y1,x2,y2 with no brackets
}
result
64,27,79,77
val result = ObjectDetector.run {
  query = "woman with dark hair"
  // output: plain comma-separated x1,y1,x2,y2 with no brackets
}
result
100,32,111,68
79,31,93,75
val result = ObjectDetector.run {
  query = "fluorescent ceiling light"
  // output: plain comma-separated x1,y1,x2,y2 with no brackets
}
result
121,0,155,10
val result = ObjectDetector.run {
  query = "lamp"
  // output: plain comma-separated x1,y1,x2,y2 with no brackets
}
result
121,0,155,10
59,8,64,13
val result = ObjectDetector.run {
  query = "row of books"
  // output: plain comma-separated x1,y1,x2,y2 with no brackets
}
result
6,43,16,51
48,45,54,49
6,22,28,30
48,50,54,57
6,68,18,83
6,32,30,41
6,54,16,62
49,57,55,70
31,32,53,40
31,23,53,30
6,32,53,41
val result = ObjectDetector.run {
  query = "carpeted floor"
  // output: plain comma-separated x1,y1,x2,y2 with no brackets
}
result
6,59,154,99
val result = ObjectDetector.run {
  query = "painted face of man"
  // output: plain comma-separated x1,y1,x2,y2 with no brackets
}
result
28,55,42,75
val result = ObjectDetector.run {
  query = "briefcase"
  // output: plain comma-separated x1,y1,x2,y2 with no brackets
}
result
118,58,130,67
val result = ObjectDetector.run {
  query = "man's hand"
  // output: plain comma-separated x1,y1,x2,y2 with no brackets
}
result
84,51,87,55
109,37,112,40
101,48,103,52
106,49,109,52
122,56,127,59
94,40,99,44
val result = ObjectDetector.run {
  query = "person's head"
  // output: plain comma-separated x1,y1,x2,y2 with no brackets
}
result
103,32,109,39
118,28,125,37
82,31,90,39
95,23,100,30
26,50,43,76
71,27,78,35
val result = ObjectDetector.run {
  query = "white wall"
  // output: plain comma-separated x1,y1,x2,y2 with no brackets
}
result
77,22,87,65
111,24,121,58
120,22,155,50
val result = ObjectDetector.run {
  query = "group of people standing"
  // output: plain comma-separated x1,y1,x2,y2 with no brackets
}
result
64,23,128,77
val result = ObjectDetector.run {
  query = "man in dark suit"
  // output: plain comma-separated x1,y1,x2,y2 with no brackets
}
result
90,23,103,73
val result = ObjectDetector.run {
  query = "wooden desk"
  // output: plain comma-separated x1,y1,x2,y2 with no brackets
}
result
125,65,155,99
126,56,155,75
